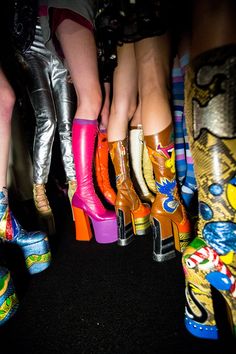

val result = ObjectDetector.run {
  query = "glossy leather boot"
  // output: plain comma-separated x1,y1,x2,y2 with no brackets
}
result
182,44,236,340
95,130,116,206
72,119,118,244
109,138,151,246
145,124,192,262
0,188,51,274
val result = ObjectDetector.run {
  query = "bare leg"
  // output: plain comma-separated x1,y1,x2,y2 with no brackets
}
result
108,43,138,142
0,68,15,189
99,82,111,130
135,34,172,135
56,19,102,120
130,100,142,127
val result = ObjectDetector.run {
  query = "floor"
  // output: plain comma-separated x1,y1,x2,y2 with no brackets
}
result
0,183,234,354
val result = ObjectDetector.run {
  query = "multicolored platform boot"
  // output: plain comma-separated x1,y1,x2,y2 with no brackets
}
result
0,188,51,274
182,44,236,340
129,125,155,204
109,138,151,246
95,129,116,206
145,124,192,262
0,266,18,326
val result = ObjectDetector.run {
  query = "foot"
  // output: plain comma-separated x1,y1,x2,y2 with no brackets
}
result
33,184,52,216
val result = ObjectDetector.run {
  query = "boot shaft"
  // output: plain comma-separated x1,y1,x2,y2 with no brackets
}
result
72,119,115,222
95,130,116,205
185,44,236,250
108,138,141,210
145,124,176,184
145,124,180,214
96,130,109,175
108,138,132,189
129,125,155,203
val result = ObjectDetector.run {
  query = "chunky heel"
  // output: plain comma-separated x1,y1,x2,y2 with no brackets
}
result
0,267,19,326
72,193,118,244
90,215,118,244
116,207,135,246
22,236,51,274
151,212,191,262
152,216,175,262
73,205,92,241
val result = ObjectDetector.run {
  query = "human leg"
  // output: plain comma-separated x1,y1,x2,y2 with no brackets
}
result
56,19,117,243
52,58,77,213
136,35,191,261
23,51,56,234
0,68,15,190
108,43,151,246
0,69,19,325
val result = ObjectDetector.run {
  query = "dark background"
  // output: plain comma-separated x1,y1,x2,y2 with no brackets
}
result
0,179,234,354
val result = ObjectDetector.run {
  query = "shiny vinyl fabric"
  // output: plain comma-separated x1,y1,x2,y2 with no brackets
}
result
22,20,76,183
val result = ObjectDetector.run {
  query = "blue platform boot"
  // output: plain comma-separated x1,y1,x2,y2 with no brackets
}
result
0,187,51,274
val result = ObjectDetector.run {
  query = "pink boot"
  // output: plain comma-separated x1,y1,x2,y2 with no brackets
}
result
72,119,118,244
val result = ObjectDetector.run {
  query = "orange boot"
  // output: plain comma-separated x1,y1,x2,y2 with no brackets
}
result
145,124,192,262
95,130,117,205
109,138,151,246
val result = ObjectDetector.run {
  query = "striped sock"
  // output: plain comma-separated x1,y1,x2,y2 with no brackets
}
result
172,57,186,186
179,52,197,207
182,118,197,192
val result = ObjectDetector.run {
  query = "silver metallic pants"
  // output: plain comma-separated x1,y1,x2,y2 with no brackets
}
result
23,23,76,184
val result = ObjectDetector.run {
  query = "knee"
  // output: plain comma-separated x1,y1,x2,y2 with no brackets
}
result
127,100,137,120
77,86,103,118
111,101,137,121
141,77,170,102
